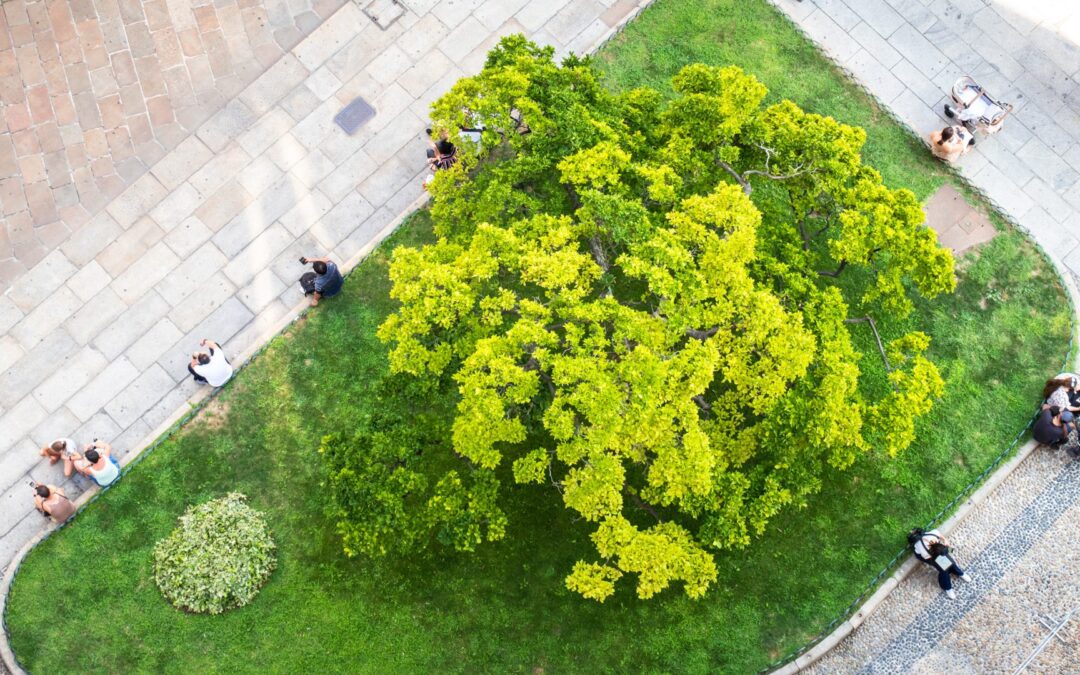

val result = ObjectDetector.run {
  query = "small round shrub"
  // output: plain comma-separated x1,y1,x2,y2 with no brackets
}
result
153,493,276,614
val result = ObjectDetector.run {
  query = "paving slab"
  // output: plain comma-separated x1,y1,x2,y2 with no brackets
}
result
0,5,659,667
771,0,1080,671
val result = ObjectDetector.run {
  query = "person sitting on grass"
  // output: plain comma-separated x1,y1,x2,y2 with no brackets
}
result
908,527,972,600
299,256,343,307
32,483,75,523
65,440,120,488
188,338,234,387
39,437,79,465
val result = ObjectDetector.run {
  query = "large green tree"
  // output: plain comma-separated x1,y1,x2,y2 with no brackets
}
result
325,37,954,602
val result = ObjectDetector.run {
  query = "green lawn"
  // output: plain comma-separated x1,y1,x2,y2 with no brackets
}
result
5,1,1072,673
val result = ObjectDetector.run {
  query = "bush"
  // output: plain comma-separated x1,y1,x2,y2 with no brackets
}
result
153,493,276,614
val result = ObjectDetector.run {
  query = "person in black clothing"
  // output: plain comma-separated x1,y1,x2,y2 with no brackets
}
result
426,128,457,171
1033,405,1067,446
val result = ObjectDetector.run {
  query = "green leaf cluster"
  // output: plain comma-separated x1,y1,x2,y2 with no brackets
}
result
152,493,276,615
371,37,955,601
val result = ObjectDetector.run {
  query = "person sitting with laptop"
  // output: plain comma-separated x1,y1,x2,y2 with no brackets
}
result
908,527,972,600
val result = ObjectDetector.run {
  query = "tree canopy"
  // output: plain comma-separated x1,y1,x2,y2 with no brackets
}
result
325,36,954,602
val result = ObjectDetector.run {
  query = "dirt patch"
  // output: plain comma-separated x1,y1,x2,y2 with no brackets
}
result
194,397,232,432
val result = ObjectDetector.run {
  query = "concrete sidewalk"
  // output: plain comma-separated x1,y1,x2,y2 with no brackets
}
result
770,0,1080,670
0,0,654,577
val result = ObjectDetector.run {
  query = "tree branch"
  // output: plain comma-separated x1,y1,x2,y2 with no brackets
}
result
845,315,895,380
588,234,610,272
692,395,712,414
817,260,848,278
625,487,661,523
685,326,720,341
717,160,752,195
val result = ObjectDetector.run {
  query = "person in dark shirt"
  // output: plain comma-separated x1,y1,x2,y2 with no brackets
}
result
1033,406,1067,446
426,128,457,171
299,256,343,306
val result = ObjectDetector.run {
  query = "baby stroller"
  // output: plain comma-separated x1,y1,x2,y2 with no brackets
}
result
944,76,1013,135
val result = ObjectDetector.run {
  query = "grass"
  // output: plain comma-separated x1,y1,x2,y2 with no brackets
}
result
5,0,1072,673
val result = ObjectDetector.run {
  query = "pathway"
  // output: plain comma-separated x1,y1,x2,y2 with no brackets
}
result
770,0,1080,670
0,0,653,582
0,0,349,287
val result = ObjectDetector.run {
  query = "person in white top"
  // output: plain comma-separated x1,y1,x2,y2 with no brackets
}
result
908,527,972,600
188,338,234,387
66,440,121,487
39,437,79,465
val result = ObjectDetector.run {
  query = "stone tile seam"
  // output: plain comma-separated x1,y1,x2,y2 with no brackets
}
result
0,4,332,301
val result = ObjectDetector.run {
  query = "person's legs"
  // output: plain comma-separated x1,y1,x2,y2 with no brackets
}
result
188,364,208,384
1062,410,1076,434
937,568,954,591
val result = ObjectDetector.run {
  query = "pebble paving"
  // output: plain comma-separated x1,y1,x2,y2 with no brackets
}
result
857,459,1080,673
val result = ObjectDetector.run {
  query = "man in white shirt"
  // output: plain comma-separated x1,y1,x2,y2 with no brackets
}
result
188,338,234,386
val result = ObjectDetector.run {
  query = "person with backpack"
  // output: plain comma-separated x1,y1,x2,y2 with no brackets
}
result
908,527,972,600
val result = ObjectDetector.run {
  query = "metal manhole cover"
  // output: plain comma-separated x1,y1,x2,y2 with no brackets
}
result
334,97,376,135
361,0,405,30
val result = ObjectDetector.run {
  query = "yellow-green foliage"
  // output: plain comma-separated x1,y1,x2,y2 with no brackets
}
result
376,37,954,602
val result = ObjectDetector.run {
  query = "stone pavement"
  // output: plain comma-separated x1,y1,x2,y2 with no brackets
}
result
773,0,1080,274
0,0,653,581
807,449,1080,673
769,0,1080,671
0,0,349,288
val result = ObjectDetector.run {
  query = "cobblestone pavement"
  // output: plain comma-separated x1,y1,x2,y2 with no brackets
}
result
771,0,1080,671
0,0,348,287
807,450,1080,673
0,0,651,579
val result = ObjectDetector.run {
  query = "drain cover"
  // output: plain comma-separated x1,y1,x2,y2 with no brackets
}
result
361,0,405,30
334,97,376,135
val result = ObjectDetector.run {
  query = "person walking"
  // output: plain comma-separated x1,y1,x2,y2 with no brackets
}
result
188,338,234,386
65,440,121,488
908,527,972,600
32,483,76,523
298,256,343,306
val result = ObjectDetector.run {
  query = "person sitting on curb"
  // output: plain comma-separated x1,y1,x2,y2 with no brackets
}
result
929,125,974,162
65,440,121,488
1043,375,1079,436
299,256,343,306
1033,405,1068,447
908,527,972,600
32,483,75,523
188,338,234,387
39,437,79,465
